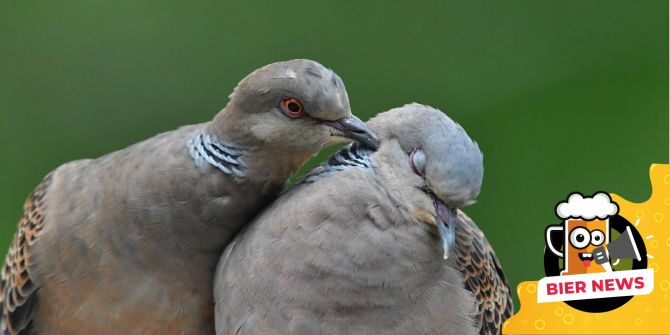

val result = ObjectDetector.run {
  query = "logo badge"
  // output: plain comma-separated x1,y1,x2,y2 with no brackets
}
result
540,192,652,311
503,164,670,334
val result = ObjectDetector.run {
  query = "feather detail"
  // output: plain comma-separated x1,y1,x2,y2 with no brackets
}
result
1,173,53,335
188,132,246,177
454,211,514,335
303,143,373,183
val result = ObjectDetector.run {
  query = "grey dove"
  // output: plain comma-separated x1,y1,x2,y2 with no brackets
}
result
0,59,379,335
214,103,513,335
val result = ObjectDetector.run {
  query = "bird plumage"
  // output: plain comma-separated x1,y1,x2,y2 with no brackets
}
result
452,211,514,334
0,59,378,334
214,104,512,335
1,173,52,335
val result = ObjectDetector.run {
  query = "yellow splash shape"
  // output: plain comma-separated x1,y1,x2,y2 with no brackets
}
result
503,164,670,334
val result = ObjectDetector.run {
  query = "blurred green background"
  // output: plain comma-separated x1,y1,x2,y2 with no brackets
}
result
1,1,667,309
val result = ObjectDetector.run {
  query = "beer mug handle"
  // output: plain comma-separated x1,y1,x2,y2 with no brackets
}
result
545,226,564,257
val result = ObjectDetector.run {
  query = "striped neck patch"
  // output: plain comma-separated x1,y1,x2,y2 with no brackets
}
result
303,142,373,183
188,132,246,177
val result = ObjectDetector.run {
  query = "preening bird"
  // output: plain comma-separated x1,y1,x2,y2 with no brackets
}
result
0,59,379,335
214,103,513,335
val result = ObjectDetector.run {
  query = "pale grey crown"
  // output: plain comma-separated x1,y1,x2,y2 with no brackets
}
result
229,59,351,121
367,103,484,208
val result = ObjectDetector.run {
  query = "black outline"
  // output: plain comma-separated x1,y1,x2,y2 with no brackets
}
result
590,229,605,246
569,226,591,249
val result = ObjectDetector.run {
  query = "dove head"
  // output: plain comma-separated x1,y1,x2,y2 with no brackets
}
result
210,59,379,154
367,103,483,259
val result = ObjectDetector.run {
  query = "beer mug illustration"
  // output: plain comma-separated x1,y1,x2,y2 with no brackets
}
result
546,218,610,275
545,192,619,276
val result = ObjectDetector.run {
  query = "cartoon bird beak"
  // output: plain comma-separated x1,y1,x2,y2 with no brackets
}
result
434,198,457,260
323,115,380,150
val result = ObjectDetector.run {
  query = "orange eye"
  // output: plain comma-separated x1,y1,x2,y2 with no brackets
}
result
280,98,307,118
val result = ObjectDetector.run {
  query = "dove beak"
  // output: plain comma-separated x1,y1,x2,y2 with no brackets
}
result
434,197,457,260
322,115,380,150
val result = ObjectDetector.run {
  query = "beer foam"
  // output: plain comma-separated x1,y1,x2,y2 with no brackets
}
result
555,192,619,220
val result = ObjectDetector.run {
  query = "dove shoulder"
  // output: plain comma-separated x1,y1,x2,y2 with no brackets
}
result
451,211,514,335
0,123,256,334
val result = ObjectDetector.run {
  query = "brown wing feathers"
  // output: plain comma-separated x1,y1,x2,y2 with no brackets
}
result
1,174,53,335
455,213,514,335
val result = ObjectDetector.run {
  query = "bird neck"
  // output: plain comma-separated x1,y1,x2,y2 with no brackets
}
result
202,106,318,183
188,132,246,178
303,143,374,183
185,131,305,200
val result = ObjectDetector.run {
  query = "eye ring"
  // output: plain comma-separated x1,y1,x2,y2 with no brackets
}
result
569,227,591,249
591,229,605,246
409,148,426,176
280,98,307,118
